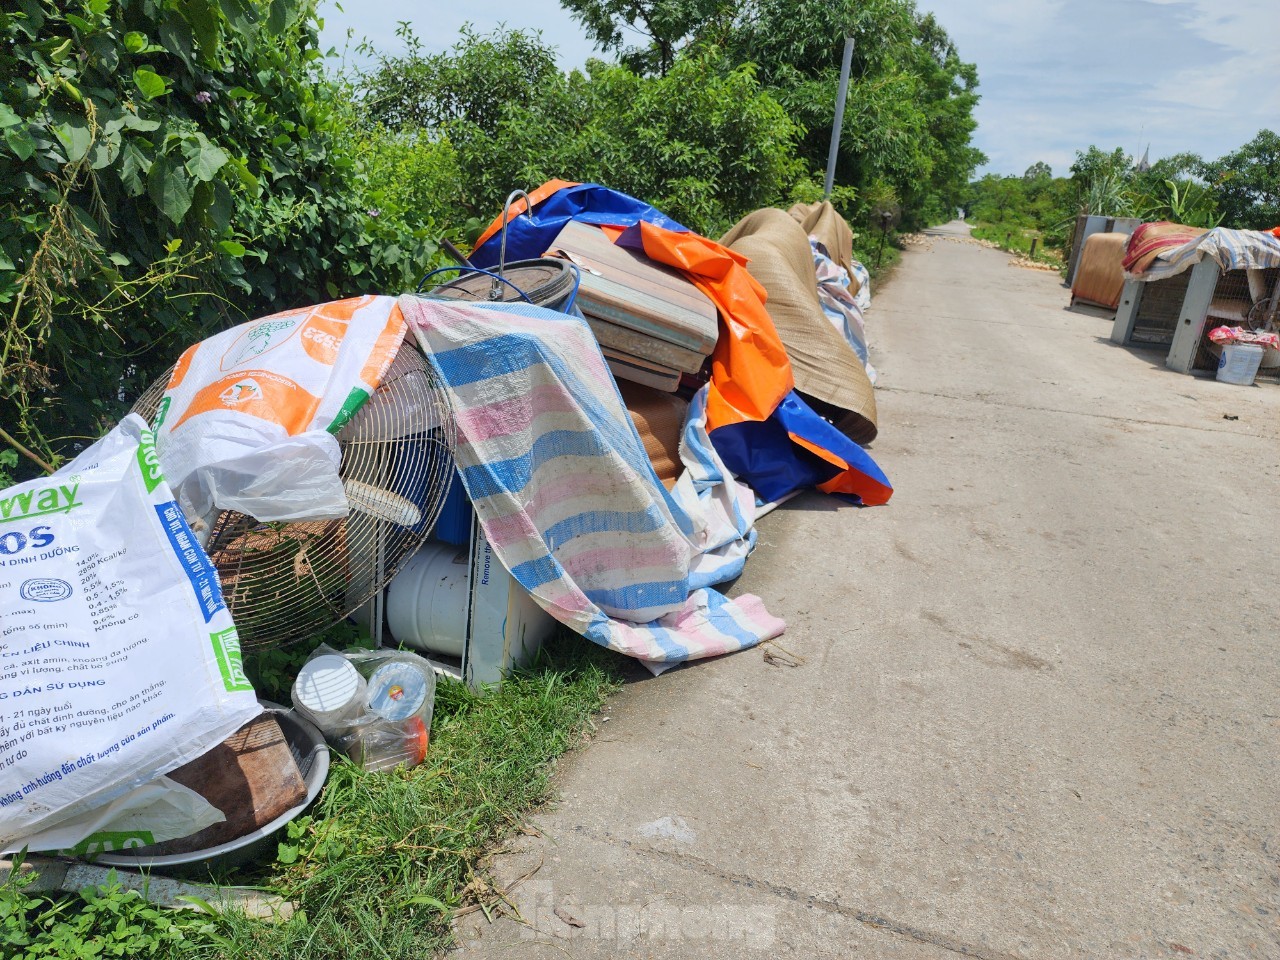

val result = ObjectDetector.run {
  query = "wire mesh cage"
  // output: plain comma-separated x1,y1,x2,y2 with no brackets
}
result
1131,272,1192,344
1192,266,1280,377
131,342,456,649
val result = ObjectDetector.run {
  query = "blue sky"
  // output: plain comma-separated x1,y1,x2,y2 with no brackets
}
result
318,0,1280,178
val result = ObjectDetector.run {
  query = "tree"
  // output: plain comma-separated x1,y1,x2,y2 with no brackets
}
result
1069,146,1136,216
0,0,427,478
1023,162,1052,181
356,27,802,232
1201,129,1280,229
558,0,731,74
717,0,983,228
968,174,1025,224
358,24,564,133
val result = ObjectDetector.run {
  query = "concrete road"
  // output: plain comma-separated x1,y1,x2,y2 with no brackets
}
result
452,225,1280,959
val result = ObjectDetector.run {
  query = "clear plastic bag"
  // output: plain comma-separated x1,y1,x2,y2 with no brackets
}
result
291,645,435,773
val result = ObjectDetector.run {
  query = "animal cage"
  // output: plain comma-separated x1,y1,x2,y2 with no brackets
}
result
1189,266,1280,378
1112,272,1191,346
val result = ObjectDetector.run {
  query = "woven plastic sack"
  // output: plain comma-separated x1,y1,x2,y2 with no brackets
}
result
0,415,261,854
154,295,406,533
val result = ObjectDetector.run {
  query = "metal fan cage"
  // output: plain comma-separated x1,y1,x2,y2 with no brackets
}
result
1129,271,1192,344
1191,266,1280,378
131,341,456,649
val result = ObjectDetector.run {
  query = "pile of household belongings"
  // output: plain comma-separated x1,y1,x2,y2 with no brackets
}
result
0,184,891,856
1120,222,1280,333
408,180,890,672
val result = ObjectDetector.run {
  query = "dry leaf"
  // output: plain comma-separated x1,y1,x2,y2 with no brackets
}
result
554,905,586,928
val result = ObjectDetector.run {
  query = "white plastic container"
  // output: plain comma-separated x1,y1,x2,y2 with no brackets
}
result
367,660,434,722
291,655,367,735
1217,343,1264,385
386,542,470,656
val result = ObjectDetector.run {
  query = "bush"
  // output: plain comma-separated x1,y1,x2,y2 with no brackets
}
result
357,28,804,238
0,0,432,478
565,54,804,234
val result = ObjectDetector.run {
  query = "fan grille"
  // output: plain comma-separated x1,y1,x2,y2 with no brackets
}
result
132,342,455,649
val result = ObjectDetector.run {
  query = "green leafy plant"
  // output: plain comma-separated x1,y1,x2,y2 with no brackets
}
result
0,0,433,482
1,859,227,959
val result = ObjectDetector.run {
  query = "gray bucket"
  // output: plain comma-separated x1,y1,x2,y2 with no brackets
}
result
93,706,329,876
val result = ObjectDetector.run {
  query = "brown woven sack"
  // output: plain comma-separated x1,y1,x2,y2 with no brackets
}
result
787,200,857,290
721,208,878,444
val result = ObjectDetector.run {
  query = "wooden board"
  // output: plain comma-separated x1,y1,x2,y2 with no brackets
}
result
547,221,718,355
586,316,706,373
602,347,681,392
140,713,307,855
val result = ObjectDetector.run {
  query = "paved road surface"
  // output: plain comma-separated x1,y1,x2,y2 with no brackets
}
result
452,224,1280,959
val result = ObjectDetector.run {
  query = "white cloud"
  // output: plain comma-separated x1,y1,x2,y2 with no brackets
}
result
922,0,1280,174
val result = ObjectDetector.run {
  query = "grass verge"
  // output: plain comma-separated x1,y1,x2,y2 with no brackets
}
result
2,632,623,959
969,221,1065,269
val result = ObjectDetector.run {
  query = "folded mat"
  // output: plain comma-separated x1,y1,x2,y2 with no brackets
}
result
618,380,688,489
601,346,682,392
546,220,718,360
1071,232,1128,309
1122,221,1207,276
788,200,857,287
721,208,878,445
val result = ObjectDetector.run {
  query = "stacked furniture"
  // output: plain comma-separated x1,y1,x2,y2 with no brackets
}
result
545,221,718,391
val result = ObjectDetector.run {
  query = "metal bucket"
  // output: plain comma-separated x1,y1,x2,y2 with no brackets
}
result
94,706,329,875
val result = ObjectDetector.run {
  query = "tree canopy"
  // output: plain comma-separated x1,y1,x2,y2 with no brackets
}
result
2,0,987,479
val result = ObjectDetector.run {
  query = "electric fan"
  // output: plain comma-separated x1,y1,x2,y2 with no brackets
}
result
130,341,455,650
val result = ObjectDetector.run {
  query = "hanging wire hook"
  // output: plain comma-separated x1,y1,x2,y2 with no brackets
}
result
493,189,532,300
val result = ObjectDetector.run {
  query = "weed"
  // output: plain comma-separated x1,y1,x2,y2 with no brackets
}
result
970,223,1065,268
2,632,622,959
1,862,227,959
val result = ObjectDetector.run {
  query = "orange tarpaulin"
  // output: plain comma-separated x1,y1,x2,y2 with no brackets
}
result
620,222,889,505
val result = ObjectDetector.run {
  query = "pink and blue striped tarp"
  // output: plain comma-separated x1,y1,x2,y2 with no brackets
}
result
400,295,784,669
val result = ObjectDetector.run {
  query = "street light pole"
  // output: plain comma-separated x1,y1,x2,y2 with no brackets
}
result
823,36,855,200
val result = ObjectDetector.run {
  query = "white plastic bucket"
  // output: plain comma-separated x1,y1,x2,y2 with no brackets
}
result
291,655,367,735
1217,343,1264,385
386,542,470,657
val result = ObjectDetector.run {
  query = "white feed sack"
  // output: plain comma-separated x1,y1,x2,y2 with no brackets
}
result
0,415,261,854
153,295,407,535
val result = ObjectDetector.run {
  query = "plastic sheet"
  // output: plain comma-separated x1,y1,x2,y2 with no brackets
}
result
155,295,406,530
293,645,435,773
